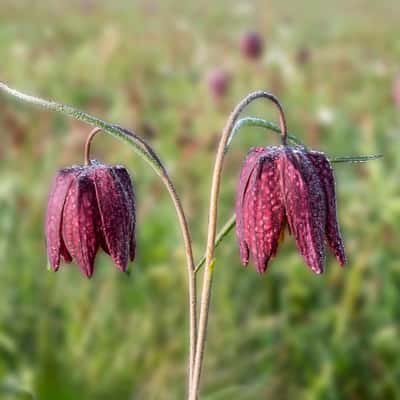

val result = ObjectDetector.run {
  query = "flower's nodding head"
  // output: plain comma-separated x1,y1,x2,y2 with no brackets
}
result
235,145,346,274
45,161,136,278
240,31,264,60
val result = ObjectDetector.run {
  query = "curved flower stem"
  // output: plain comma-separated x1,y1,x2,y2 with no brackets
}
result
84,127,103,165
0,82,197,392
226,116,304,150
190,91,287,400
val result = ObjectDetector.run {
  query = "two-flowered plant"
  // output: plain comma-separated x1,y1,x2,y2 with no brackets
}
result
0,82,380,399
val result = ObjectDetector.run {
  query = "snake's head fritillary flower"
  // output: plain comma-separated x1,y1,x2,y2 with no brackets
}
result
235,145,346,274
207,68,230,99
240,31,264,60
45,160,136,278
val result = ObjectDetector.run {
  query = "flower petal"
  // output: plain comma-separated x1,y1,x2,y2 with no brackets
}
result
60,237,73,263
45,170,75,271
93,166,130,272
235,149,262,266
62,173,99,278
307,151,346,266
244,150,285,273
281,148,326,274
111,166,136,262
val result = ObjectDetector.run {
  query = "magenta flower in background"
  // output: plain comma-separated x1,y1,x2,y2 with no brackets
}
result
45,161,136,278
207,68,230,99
240,31,264,60
235,146,346,274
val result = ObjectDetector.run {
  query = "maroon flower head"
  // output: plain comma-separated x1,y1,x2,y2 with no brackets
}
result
45,160,136,278
235,145,346,274
240,31,264,60
207,68,230,99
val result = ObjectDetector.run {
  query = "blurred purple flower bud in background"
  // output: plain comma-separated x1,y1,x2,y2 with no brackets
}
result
296,47,311,65
240,30,264,60
207,68,230,98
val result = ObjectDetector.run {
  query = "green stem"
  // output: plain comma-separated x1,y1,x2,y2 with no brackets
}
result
329,154,382,163
227,116,303,150
190,91,287,400
194,214,235,273
0,82,197,393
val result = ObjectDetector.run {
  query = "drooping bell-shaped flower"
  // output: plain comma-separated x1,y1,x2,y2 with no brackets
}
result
45,160,136,278
235,145,346,274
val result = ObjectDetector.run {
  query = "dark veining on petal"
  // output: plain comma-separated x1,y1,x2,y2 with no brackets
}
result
281,148,326,274
45,162,137,277
111,166,136,262
93,166,130,272
307,151,346,266
45,170,75,270
235,144,345,275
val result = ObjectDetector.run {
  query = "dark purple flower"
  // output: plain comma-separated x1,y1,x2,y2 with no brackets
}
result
240,31,264,60
45,160,136,278
235,146,346,274
207,68,230,99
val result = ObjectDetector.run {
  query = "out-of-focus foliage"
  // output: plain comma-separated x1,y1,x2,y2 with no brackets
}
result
0,0,399,399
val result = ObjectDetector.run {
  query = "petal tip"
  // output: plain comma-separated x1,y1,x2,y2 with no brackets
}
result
114,259,128,273
83,268,94,279
48,262,60,272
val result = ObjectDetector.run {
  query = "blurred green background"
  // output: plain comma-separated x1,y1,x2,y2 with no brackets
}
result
0,1,399,399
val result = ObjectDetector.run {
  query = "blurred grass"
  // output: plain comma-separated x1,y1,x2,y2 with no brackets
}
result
1,0,400,399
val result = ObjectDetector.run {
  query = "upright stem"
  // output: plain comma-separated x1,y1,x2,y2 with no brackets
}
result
190,91,287,399
0,82,197,394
